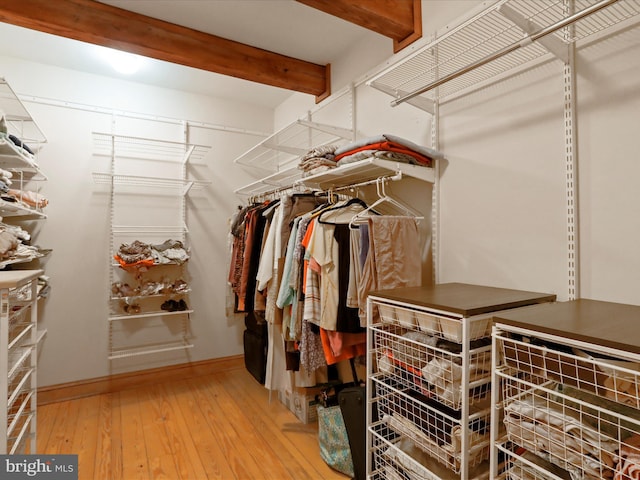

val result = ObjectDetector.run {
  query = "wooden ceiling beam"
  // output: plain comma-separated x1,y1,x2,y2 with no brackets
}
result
0,0,331,101
295,0,422,53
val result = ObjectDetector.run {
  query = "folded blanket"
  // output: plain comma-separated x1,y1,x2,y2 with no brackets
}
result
555,384,640,439
301,144,337,161
421,352,491,407
385,413,488,470
504,393,618,479
335,133,444,160
298,145,338,173
336,140,434,166
337,149,425,167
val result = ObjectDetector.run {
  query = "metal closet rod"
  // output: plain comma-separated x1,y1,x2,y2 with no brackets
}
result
329,172,403,193
249,171,403,202
390,0,619,107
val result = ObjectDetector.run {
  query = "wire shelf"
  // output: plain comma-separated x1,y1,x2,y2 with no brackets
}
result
92,132,210,163
92,172,210,192
0,78,47,144
377,303,492,343
368,0,640,107
7,411,34,455
7,321,33,352
296,157,436,190
108,339,194,360
234,165,305,196
499,375,640,480
497,332,640,409
233,119,353,171
373,375,491,473
0,197,46,219
0,136,41,171
369,420,491,480
7,390,34,441
371,321,492,410
110,289,191,302
109,309,193,322
234,157,436,197
496,448,573,479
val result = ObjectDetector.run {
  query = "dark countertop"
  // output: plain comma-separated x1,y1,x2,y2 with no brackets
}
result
368,283,556,317
492,298,640,354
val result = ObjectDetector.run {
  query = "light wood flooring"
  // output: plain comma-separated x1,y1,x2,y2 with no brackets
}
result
37,367,349,480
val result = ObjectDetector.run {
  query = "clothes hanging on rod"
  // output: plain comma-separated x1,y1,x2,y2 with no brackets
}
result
228,178,424,391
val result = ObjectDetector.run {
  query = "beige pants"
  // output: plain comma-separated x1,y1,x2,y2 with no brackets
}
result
358,216,422,326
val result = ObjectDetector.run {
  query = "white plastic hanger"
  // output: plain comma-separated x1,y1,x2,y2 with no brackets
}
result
348,175,424,229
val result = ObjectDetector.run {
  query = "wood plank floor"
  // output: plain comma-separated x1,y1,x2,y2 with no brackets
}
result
37,368,349,480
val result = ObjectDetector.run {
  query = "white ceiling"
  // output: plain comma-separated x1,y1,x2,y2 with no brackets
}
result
0,0,380,109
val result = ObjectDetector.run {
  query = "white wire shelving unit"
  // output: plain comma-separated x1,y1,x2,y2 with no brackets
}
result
92,132,211,361
490,299,640,479
0,79,50,271
366,284,555,480
0,270,42,454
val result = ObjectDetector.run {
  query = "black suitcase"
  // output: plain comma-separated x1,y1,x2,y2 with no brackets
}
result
243,318,268,384
338,385,367,480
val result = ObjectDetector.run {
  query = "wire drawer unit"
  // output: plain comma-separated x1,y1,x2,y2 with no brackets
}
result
0,270,42,454
367,283,555,479
490,299,640,480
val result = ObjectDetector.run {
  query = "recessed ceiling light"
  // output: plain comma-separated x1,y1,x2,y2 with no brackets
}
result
98,46,147,75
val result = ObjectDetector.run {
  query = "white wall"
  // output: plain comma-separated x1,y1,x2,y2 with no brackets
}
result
1,56,274,386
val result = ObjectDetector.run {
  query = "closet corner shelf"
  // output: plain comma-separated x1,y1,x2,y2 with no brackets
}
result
233,118,353,172
367,0,640,109
108,340,194,360
92,132,211,164
296,157,435,190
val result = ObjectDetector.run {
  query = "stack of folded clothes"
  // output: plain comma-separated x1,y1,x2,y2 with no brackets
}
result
114,239,189,268
0,221,48,263
334,133,444,168
0,168,12,194
297,145,338,176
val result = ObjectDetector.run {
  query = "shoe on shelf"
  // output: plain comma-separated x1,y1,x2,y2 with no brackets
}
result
176,299,188,311
161,299,176,311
